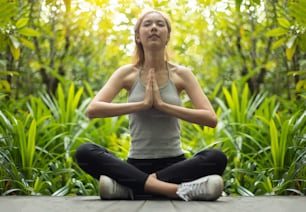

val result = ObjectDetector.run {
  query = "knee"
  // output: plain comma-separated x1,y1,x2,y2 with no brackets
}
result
213,149,228,169
75,142,100,163
197,149,228,174
76,143,91,162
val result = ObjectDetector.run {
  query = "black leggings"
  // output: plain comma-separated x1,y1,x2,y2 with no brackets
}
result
75,143,227,197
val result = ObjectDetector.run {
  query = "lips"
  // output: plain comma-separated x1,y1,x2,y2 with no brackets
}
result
149,34,160,38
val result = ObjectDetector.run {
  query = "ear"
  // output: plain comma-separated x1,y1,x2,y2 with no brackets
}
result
135,33,141,43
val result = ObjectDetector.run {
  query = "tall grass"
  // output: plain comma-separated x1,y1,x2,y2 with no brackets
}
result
215,83,306,196
0,83,131,195
0,83,97,195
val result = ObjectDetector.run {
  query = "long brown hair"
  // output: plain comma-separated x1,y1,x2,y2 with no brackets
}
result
133,10,172,67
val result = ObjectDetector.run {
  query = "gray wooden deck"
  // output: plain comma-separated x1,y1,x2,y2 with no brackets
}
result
0,196,305,212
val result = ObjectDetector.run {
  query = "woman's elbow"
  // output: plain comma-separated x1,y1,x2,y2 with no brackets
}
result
201,113,218,128
85,105,96,119
210,115,218,128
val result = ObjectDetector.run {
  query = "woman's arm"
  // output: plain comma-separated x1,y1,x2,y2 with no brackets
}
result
86,65,152,118
152,67,217,127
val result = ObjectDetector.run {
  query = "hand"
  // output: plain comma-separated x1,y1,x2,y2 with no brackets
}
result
143,68,154,109
152,70,164,109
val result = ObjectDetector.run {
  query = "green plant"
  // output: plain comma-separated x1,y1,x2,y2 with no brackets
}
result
216,83,306,196
0,83,98,195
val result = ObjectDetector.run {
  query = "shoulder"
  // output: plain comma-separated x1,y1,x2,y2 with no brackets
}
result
112,64,139,90
114,64,138,75
168,62,195,91
168,62,194,77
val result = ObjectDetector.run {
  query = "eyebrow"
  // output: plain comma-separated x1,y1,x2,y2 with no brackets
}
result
143,19,165,24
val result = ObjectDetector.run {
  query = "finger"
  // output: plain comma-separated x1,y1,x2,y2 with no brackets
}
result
150,69,155,89
149,69,154,79
146,69,153,87
152,71,158,89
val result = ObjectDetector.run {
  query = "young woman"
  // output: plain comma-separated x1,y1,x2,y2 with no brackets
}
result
76,10,227,201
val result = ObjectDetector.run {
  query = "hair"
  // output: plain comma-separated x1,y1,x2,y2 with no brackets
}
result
133,10,172,67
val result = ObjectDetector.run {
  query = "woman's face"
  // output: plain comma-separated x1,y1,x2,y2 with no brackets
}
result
136,12,170,49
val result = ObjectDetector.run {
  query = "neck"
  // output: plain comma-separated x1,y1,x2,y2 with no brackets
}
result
143,49,166,71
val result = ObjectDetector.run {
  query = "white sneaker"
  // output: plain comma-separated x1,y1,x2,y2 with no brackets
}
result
99,175,134,200
176,175,224,201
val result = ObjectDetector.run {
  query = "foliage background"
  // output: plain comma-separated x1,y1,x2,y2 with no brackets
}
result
0,0,305,196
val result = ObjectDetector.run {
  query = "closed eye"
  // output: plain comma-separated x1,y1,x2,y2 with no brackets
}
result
143,20,166,27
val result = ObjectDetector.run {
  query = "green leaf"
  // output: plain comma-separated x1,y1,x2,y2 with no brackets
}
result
52,184,69,196
286,41,297,61
9,42,20,61
266,27,288,37
9,35,20,49
296,80,306,91
241,84,249,122
237,185,255,196
27,119,37,168
286,35,297,49
287,70,306,76
0,70,19,76
231,83,240,122
223,87,234,113
19,37,35,50
11,47,20,61
271,37,287,50
0,80,11,91
16,18,29,29
277,18,290,29
270,119,278,168
18,28,41,37
279,120,289,169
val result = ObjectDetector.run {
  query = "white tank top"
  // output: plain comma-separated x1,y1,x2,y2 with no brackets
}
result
127,64,184,159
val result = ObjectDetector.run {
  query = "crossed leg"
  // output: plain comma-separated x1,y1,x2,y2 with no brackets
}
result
76,143,227,198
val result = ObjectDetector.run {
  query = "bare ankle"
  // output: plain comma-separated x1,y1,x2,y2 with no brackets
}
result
144,174,178,198
149,173,157,178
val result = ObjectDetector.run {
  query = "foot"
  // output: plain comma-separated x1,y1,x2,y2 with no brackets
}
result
99,175,134,200
176,175,224,201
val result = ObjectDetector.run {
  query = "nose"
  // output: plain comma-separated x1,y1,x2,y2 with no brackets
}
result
151,23,157,31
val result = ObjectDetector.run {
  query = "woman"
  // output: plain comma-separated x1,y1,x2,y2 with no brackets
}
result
76,10,227,201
